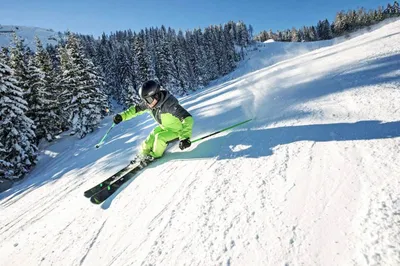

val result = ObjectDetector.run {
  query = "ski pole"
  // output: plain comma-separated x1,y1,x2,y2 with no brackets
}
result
95,123,115,148
192,118,252,143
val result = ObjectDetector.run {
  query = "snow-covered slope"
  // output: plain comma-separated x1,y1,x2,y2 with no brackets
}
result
0,25,60,49
218,39,333,85
1,20,400,266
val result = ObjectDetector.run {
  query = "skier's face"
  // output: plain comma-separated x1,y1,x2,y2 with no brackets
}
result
146,98,158,108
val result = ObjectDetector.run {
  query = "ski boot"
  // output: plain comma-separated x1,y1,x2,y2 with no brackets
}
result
131,154,155,168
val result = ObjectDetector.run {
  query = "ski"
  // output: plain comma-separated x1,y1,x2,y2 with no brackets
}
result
85,140,178,201
90,161,152,204
83,162,142,198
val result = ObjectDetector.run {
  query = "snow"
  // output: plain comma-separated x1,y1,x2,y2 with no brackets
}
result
216,39,334,86
0,25,60,50
263,39,275,43
1,19,400,265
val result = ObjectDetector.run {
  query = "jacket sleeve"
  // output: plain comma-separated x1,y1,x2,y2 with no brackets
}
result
120,103,148,121
179,116,194,140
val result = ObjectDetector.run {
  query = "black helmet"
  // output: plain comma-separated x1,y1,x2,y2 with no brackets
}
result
139,80,161,104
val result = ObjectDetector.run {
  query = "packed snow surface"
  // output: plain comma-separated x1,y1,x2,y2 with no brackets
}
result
1,20,400,265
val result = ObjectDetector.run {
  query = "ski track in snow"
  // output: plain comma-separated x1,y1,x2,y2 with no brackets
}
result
1,19,400,266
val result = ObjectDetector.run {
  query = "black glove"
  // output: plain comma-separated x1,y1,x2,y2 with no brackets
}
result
113,114,122,124
179,138,191,150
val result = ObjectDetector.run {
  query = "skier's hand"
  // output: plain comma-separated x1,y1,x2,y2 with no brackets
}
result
113,114,122,124
179,138,191,150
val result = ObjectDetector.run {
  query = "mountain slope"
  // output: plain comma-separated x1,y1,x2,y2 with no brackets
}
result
0,20,399,266
0,25,60,49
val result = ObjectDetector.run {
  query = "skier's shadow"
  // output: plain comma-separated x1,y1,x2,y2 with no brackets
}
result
165,120,400,161
101,119,400,209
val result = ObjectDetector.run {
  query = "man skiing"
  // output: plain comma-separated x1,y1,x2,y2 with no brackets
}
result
113,80,194,163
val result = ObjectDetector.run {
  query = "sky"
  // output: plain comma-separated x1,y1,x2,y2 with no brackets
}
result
0,0,392,37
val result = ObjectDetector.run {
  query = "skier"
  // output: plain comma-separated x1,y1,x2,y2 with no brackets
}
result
113,80,194,164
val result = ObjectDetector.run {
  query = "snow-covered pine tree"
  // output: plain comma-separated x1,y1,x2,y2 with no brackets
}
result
213,26,226,76
35,37,53,76
347,10,358,31
0,59,37,179
299,27,306,42
133,31,152,88
144,28,156,81
385,2,399,17
376,6,385,21
114,42,131,103
125,37,140,106
202,27,218,81
25,54,60,142
355,8,368,28
385,3,394,16
223,25,237,73
45,44,59,72
113,39,138,106
152,27,162,82
254,31,263,42
324,19,333,39
283,31,289,41
239,22,250,45
275,31,282,41
33,37,61,140
394,1,400,14
154,26,172,88
248,24,254,40
95,33,115,96
268,29,275,41
309,26,318,41
224,21,237,44
59,33,107,138
54,45,72,132
106,39,121,100
236,21,249,58
183,30,198,88
25,57,48,142
0,47,9,65
216,24,236,76
131,36,141,93
80,35,97,59
317,19,333,40
193,28,209,86
264,31,271,41
316,20,324,40
366,8,378,23
176,30,192,91
291,27,300,42
333,11,347,36
167,28,190,95
9,34,29,93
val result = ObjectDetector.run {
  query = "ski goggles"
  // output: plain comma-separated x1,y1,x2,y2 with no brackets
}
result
144,96,155,104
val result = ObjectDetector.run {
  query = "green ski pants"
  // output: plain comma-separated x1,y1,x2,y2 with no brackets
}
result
141,126,179,158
